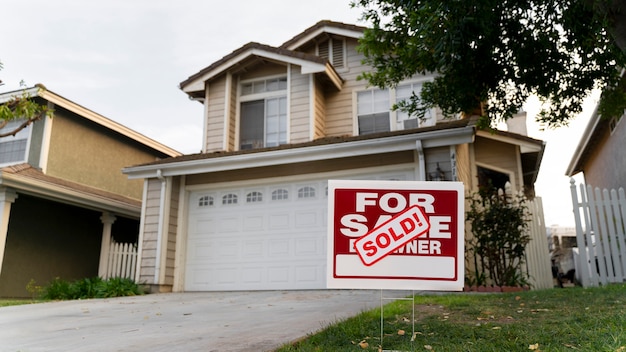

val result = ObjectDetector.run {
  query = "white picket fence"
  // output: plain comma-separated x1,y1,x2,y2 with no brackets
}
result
104,241,138,281
570,179,626,287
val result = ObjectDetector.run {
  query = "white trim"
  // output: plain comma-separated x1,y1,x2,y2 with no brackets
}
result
38,103,54,173
475,161,517,193
124,126,476,179
0,187,18,277
202,82,210,153
182,49,328,92
415,140,426,181
282,26,363,51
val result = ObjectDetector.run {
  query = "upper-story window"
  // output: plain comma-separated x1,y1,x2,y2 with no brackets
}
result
357,82,434,135
317,37,345,69
0,119,31,166
239,77,288,150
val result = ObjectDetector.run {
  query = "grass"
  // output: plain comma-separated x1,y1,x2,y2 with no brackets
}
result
276,284,626,351
0,299,40,308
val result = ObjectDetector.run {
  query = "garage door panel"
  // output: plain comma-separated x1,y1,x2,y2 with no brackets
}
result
185,169,414,291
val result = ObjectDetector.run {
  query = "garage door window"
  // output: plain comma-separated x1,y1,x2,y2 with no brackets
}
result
222,193,238,205
246,191,263,203
271,189,288,201
198,195,214,207
297,186,316,199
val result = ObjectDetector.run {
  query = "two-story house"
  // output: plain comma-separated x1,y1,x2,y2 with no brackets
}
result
0,85,180,297
123,20,545,293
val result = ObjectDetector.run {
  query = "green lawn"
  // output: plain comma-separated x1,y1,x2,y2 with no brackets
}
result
277,284,626,351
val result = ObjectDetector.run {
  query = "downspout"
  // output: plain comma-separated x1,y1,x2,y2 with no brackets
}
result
415,140,427,181
154,169,166,285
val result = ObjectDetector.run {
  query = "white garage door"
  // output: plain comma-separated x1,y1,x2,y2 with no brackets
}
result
184,170,414,291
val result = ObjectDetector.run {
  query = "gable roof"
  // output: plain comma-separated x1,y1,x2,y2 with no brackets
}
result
179,42,343,97
0,85,181,157
279,20,366,51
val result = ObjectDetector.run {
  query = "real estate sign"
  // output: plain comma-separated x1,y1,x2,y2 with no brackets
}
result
327,180,464,291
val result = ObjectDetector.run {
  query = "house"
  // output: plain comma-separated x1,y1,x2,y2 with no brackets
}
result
123,20,546,293
566,105,625,190
0,85,180,297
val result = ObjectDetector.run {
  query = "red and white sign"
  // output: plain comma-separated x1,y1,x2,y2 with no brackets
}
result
327,180,464,291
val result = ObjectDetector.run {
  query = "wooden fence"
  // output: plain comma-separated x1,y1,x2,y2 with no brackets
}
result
103,241,138,281
570,180,626,287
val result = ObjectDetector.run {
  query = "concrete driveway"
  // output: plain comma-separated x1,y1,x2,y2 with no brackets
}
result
0,290,413,352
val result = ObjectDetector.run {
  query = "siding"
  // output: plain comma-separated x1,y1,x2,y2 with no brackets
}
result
289,65,311,143
313,78,326,139
164,176,180,285
454,143,472,191
325,38,367,136
205,77,227,152
138,178,162,283
581,118,626,190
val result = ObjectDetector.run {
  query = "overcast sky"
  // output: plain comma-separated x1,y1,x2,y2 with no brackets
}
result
1,0,594,227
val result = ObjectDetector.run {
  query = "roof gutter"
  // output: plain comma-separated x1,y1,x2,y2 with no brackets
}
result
123,125,475,179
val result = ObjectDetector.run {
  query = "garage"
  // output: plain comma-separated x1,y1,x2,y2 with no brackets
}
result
184,169,414,291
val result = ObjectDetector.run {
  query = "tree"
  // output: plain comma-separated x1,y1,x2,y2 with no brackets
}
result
351,0,626,129
0,61,51,137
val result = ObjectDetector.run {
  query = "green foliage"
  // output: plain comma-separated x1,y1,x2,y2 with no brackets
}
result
466,188,531,287
352,0,626,127
40,277,143,300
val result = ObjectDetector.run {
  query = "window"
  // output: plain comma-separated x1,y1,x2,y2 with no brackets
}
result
0,119,31,165
239,77,288,150
297,186,316,199
357,89,390,135
198,195,213,207
246,191,263,203
271,189,289,201
222,193,238,205
356,82,433,135
395,82,433,130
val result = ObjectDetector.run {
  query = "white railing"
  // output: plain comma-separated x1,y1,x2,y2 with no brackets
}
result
104,241,138,281
570,179,626,287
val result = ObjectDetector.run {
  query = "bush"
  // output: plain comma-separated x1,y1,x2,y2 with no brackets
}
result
40,277,143,300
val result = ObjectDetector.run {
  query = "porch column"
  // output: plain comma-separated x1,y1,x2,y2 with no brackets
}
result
0,187,18,277
98,212,117,278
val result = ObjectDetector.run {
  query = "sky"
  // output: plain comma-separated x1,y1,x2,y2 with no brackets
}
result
0,0,594,227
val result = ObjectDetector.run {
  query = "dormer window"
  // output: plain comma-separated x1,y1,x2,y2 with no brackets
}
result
317,37,345,69
239,77,288,150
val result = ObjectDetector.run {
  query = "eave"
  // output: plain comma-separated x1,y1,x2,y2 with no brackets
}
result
180,44,343,94
0,165,141,217
123,124,476,179
565,105,602,177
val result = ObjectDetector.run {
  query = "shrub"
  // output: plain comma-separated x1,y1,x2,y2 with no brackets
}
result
40,277,143,300
465,186,531,287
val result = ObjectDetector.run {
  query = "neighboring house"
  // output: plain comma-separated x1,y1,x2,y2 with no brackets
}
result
566,105,625,190
123,20,545,293
0,86,180,297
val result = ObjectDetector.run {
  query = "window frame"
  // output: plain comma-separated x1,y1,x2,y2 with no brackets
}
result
237,75,289,150
0,119,33,167
354,78,436,136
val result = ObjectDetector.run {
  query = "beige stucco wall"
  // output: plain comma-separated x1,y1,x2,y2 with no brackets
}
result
0,195,101,297
45,107,165,200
